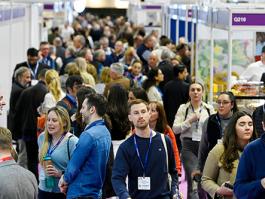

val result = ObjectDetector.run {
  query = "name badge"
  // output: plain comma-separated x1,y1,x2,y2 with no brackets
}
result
138,177,151,190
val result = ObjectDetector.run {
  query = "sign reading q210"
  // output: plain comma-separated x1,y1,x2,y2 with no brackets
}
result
232,13,265,26
233,16,246,23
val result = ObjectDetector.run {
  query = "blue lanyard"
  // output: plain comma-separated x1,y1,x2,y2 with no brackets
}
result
27,62,39,79
133,131,153,177
84,120,105,131
47,133,66,156
191,104,202,129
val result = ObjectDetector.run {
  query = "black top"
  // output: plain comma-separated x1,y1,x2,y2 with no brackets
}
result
163,79,189,127
13,61,49,82
14,81,48,140
8,81,27,140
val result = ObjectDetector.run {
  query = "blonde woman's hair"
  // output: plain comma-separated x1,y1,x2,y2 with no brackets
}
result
45,69,62,102
87,64,97,82
39,106,71,165
75,57,87,73
75,57,95,85
65,62,80,76
100,67,111,84
124,47,135,58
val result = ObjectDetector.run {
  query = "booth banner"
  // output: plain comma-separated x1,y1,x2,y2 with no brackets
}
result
232,13,265,26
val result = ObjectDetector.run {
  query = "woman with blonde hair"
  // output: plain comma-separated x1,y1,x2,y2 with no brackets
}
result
119,46,140,67
95,67,111,94
75,57,96,87
87,63,98,83
38,106,78,199
60,62,81,91
41,70,65,114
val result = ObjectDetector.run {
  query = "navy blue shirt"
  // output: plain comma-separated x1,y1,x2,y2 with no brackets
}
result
112,132,178,199
234,133,265,198
137,44,151,68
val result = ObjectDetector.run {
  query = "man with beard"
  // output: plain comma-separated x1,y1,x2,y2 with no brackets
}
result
111,99,179,199
14,69,48,179
8,67,31,142
59,93,111,199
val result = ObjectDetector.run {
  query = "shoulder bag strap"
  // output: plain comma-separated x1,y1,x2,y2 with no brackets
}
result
67,135,74,160
161,133,168,172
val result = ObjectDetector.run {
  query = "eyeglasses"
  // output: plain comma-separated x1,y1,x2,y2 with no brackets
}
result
217,101,231,106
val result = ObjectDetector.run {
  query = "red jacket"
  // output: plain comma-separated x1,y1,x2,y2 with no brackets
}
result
164,126,182,175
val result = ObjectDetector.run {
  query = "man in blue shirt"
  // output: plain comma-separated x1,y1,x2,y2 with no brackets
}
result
59,93,111,199
57,75,83,118
111,99,179,199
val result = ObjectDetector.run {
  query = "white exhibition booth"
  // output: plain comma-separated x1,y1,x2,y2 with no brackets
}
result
163,1,265,104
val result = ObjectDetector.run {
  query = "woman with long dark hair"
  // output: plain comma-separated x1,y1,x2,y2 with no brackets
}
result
197,91,238,173
142,68,164,105
201,111,257,199
107,84,131,140
128,87,149,103
148,101,182,176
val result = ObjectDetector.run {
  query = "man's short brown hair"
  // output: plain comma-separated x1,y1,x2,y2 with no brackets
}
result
128,99,148,113
0,127,12,150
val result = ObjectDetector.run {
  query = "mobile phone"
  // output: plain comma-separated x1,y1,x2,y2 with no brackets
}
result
224,182,233,190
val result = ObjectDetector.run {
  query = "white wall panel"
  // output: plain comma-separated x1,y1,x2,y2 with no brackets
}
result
0,3,41,127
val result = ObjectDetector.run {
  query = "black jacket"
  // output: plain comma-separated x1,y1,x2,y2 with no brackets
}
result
13,61,49,81
163,79,189,127
8,81,27,140
206,114,223,150
252,104,265,137
158,60,175,92
14,81,48,140
198,113,223,172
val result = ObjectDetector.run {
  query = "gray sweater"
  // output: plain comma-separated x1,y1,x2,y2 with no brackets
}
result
0,159,38,199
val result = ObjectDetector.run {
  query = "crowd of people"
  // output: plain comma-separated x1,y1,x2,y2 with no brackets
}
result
1,13,265,199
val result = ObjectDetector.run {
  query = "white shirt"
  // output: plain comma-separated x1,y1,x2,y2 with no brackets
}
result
240,60,265,81
61,26,74,43
41,90,66,114
147,86,163,106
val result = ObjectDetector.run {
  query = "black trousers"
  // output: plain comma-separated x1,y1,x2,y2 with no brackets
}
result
25,138,39,180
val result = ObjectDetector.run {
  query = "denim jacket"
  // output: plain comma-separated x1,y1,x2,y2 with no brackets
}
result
64,119,111,199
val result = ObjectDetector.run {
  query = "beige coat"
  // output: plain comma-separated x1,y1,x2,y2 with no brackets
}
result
201,144,241,199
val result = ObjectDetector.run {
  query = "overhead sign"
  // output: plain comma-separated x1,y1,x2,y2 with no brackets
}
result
232,13,265,26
